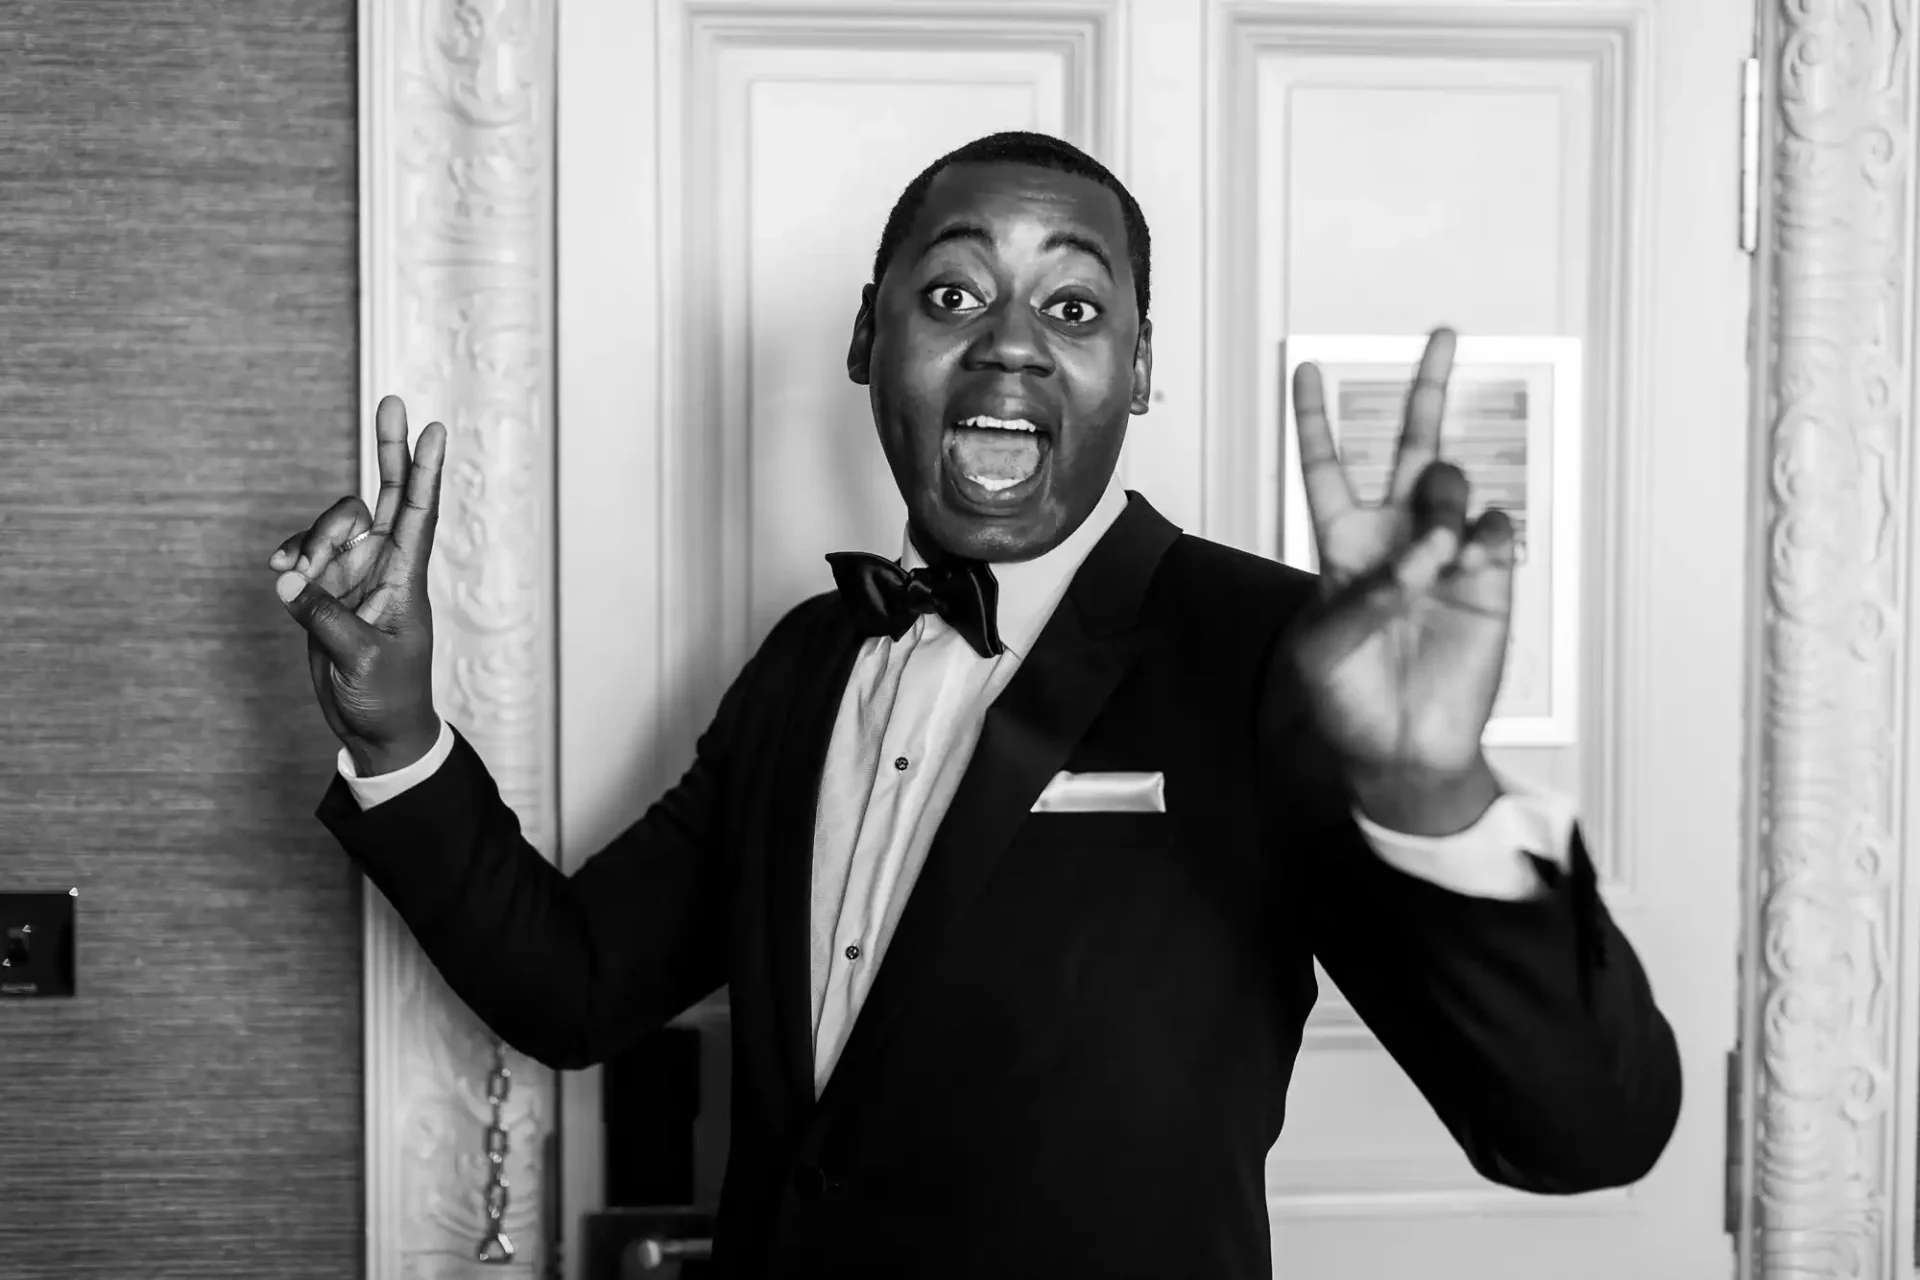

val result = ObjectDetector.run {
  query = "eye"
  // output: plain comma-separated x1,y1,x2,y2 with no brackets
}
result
1042,297,1102,325
925,283,985,313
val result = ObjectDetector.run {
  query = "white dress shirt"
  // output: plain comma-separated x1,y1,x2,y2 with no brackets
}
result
341,475,1576,1095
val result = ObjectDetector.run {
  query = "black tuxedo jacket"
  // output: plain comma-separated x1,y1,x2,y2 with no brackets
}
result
319,494,1680,1280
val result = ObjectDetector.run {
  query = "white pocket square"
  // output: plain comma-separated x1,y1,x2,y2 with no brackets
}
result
1030,770,1167,814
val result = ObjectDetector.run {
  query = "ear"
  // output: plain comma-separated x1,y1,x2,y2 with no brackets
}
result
847,284,878,386
1128,319,1154,416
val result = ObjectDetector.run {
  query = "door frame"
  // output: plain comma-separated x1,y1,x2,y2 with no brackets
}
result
1731,1,1920,1276
355,0,560,1273
352,1,1920,1277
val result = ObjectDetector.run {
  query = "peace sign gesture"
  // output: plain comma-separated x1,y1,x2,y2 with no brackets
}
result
267,395,448,776
1284,328,1513,833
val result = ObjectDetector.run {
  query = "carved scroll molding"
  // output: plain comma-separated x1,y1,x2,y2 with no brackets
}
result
1746,1,1917,1277
359,0,557,1276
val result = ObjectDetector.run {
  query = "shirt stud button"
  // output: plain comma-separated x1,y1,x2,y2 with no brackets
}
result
845,944,861,960
893,756,909,771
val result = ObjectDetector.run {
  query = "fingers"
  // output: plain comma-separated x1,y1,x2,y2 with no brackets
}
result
1299,507,1513,668
1393,521,1460,592
1448,508,1519,616
370,395,412,534
1409,461,1470,541
1388,505,1517,611
386,420,447,582
1388,327,1456,504
1374,506,1516,619
1292,360,1355,530
267,395,431,580
274,570,382,669
266,495,372,581
267,533,303,571
1297,522,1459,665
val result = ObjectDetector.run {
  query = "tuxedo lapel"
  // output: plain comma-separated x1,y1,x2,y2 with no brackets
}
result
817,494,1182,1112
759,607,865,1121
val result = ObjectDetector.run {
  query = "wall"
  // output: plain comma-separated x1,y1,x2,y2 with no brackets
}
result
0,4,363,1278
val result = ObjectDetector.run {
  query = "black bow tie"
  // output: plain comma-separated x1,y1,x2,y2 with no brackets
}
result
826,551,1004,659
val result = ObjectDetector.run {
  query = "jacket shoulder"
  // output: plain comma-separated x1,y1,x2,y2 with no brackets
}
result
699,589,846,741
1155,532,1320,634
740,589,846,677
763,588,845,644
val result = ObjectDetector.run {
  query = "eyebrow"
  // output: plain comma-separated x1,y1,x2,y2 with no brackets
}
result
917,221,1115,280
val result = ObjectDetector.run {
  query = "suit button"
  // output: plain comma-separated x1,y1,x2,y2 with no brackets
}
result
793,1163,827,1198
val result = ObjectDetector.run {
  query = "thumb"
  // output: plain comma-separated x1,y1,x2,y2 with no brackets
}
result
275,571,381,668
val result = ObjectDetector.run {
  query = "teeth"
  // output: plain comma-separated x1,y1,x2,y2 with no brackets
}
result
948,416,1045,491
957,415,1039,433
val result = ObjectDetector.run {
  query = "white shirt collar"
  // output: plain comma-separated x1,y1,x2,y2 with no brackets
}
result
898,472,1130,658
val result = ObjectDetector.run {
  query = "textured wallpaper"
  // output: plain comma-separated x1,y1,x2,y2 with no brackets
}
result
0,3,364,1277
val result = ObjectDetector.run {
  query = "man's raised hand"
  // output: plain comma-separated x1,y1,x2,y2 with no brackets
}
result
267,395,447,776
1284,327,1516,834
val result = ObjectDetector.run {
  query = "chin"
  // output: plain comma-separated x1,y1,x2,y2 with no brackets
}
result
918,494,1066,564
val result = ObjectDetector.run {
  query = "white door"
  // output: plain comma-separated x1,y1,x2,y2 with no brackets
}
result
555,1,1752,1277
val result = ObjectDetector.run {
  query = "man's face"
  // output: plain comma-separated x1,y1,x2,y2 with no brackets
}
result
848,162,1152,563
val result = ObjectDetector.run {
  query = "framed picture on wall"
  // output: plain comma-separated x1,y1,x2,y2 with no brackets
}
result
1278,335,1583,747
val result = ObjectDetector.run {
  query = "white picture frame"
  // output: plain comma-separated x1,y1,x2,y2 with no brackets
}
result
1276,335,1583,748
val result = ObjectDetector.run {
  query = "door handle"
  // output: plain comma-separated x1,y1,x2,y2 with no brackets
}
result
621,1235,713,1276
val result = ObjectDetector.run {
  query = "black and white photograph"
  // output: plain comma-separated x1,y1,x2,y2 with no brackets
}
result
0,4,1905,1280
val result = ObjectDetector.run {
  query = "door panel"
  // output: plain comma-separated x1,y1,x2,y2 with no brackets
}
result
558,2,1749,1276
717,47,1069,647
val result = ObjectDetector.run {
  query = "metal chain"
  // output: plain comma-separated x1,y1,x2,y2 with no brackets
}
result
476,1038,515,1264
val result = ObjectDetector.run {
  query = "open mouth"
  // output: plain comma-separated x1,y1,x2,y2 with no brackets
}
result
943,413,1053,505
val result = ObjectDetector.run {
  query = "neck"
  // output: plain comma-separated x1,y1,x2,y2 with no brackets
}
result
905,523,969,568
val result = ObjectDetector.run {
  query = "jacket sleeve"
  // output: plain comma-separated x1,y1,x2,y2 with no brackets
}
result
315,649,765,1071
1258,642,1682,1194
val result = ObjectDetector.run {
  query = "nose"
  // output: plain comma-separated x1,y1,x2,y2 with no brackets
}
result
964,301,1054,376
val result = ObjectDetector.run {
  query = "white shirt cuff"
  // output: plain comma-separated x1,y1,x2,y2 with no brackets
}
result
1353,781,1577,901
338,719,456,811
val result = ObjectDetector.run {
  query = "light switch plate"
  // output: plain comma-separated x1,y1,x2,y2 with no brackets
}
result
0,890,77,998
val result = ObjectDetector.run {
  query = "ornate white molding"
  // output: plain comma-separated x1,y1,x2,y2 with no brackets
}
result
360,0,558,1276
1745,1,1917,1277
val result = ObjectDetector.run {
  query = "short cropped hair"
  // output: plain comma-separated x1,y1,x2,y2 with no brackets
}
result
868,131,1152,325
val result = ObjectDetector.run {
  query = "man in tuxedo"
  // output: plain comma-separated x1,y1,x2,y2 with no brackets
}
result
269,131,1679,1279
